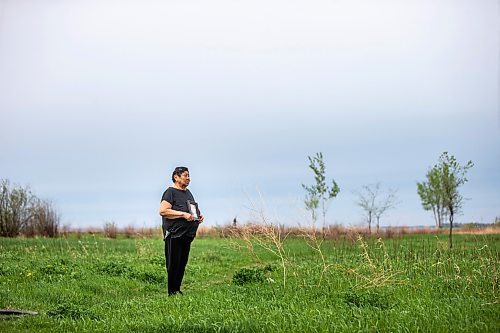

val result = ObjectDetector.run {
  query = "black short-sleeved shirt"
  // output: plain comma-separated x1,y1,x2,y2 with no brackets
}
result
161,187,199,238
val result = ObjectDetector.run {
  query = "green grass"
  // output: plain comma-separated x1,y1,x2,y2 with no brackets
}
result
0,233,498,332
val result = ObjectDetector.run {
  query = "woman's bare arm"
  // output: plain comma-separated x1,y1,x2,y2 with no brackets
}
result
159,200,193,221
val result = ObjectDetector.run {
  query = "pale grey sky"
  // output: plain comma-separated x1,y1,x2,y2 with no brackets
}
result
1,0,499,228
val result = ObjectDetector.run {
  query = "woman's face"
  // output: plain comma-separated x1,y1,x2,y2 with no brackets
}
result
175,171,190,188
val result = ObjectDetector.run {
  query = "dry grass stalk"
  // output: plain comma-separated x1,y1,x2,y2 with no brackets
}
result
297,221,333,287
343,235,406,289
234,192,291,288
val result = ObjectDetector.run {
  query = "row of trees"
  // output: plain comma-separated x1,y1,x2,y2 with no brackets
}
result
302,153,398,234
0,179,60,237
1,152,474,244
302,152,474,248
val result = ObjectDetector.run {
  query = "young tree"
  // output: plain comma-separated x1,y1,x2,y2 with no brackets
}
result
417,152,473,248
374,187,398,234
355,183,398,234
355,184,378,234
438,152,473,248
417,168,447,228
302,152,340,230
304,192,319,225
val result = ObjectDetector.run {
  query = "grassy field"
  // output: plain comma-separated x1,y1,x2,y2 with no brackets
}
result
0,232,498,332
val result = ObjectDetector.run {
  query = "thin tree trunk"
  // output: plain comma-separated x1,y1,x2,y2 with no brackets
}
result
321,200,326,233
441,208,447,229
432,206,439,228
448,208,454,249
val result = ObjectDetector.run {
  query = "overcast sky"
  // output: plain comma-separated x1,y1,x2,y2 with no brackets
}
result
1,0,499,229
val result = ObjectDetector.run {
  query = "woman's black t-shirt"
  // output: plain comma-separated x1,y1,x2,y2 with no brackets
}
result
161,187,199,239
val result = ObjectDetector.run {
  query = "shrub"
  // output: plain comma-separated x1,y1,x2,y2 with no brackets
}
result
24,200,60,238
0,179,61,237
123,224,136,238
103,221,118,239
0,179,33,237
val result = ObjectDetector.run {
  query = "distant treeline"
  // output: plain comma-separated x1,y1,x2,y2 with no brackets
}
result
443,221,500,229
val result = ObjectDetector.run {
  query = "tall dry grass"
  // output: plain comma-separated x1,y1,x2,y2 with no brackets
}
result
211,223,462,240
58,223,499,240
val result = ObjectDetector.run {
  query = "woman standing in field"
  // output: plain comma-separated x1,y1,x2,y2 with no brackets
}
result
159,166,204,296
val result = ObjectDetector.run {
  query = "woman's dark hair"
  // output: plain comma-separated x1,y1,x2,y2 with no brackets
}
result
172,166,189,182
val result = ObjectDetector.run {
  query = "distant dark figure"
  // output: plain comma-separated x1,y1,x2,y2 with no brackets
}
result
233,216,237,227
159,166,204,295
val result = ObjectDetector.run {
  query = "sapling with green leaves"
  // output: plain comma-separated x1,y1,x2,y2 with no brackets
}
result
417,152,473,248
417,168,447,228
301,153,340,286
302,152,340,230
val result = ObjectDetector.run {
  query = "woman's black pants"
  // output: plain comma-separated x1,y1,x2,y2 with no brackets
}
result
164,235,193,295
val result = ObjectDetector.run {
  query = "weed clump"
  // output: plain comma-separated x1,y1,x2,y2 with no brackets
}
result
96,259,165,284
47,303,98,320
232,266,273,286
149,255,165,266
39,263,68,276
98,260,132,276
130,268,165,284
342,289,392,309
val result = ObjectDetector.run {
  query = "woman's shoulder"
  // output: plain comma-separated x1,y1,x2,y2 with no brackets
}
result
162,187,177,199
165,187,190,197
163,187,174,194
185,189,195,199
